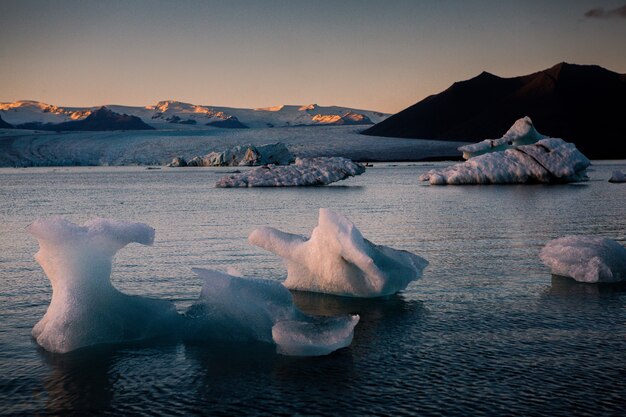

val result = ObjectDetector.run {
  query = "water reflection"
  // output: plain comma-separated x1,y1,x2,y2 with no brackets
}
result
546,275,626,298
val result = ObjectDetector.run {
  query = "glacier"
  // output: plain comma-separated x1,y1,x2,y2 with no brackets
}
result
28,217,358,355
419,118,590,185
248,208,428,297
186,269,359,356
540,236,626,283
215,157,365,187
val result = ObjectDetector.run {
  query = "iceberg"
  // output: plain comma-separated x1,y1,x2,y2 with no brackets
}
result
215,157,365,187
248,208,428,297
420,125,590,184
28,217,358,356
28,217,179,353
540,236,626,283
168,143,294,167
608,170,626,183
457,117,545,160
186,268,359,356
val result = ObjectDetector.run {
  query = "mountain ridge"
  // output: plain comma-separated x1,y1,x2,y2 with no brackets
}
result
0,100,389,130
363,62,626,159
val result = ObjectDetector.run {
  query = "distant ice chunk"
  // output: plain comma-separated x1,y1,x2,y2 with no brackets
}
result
540,236,626,283
420,137,590,185
458,116,545,160
249,208,428,297
216,157,365,187
608,170,626,183
168,143,294,167
28,217,179,353
186,268,359,356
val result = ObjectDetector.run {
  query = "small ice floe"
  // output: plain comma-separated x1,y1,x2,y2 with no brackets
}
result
540,236,626,283
608,170,626,183
215,157,365,187
419,117,590,185
186,268,359,356
248,208,428,297
28,217,180,354
168,142,294,167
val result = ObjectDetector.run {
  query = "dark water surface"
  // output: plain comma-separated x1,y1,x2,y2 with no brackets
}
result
1,162,625,416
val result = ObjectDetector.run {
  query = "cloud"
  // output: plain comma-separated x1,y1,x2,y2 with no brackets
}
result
584,4,626,19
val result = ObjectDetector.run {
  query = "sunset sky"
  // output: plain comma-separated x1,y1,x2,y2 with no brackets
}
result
2,0,625,113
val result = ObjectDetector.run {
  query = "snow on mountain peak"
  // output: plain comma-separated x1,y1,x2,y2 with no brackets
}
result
299,104,318,111
254,105,285,112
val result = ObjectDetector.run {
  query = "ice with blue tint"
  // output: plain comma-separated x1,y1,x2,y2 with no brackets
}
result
28,217,179,354
249,208,428,297
186,268,359,356
540,236,626,283
28,217,358,356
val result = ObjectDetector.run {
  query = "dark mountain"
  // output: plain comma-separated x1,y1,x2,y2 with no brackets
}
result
0,114,13,129
363,63,626,159
206,117,248,129
16,107,154,131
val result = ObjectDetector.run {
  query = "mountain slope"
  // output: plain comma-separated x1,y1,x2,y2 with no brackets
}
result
363,63,626,159
0,114,12,128
16,107,154,131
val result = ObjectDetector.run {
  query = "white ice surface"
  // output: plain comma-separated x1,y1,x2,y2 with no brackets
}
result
420,138,590,185
458,117,545,159
540,236,626,283
249,208,428,297
187,268,359,356
215,157,365,187
28,217,179,353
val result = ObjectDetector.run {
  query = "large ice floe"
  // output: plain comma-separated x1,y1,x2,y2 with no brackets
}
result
215,157,365,187
419,117,591,185
186,269,359,356
28,217,179,353
540,236,626,283
168,142,294,167
249,208,428,297
28,217,358,355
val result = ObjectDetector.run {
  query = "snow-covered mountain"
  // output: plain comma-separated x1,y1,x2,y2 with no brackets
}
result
0,100,389,129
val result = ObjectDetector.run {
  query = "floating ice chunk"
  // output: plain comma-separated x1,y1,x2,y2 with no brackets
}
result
458,117,546,159
249,209,428,297
540,236,626,283
28,217,179,353
608,170,626,183
170,143,294,167
215,157,365,187
186,268,359,356
420,138,590,185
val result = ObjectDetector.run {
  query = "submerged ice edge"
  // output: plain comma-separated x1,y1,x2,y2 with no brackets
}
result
249,208,428,297
28,217,359,356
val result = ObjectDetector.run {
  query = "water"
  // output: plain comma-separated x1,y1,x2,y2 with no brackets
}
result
1,162,625,416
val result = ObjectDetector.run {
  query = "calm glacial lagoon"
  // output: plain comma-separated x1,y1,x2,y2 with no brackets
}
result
1,161,625,416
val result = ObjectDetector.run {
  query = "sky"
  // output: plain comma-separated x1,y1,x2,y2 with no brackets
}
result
1,0,625,113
